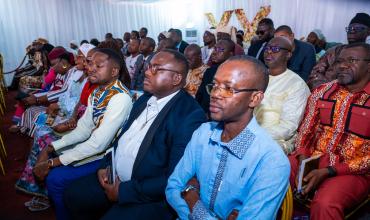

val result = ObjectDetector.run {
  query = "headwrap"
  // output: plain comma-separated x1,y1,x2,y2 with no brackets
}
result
216,25,237,43
70,40,78,46
312,29,326,41
48,47,67,61
79,43,96,57
161,31,171,38
350,13,370,27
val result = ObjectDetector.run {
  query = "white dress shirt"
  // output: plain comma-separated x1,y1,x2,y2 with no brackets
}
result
254,69,310,153
115,91,179,181
201,46,214,64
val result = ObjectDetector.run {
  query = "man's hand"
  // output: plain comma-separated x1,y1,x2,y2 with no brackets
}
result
101,176,121,202
183,177,200,212
97,168,109,186
33,161,50,181
46,103,60,116
22,95,37,106
302,168,329,195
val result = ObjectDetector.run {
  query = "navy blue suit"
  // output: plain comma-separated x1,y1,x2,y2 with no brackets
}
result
64,90,206,220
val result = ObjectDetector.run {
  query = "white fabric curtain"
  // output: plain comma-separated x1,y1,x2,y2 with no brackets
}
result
1,0,369,82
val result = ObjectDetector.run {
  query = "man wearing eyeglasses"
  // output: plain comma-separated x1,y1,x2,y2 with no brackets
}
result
308,13,370,90
166,55,290,219
247,18,275,63
64,49,206,220
289,42,370,219
195,39,235,116
254,37,310,154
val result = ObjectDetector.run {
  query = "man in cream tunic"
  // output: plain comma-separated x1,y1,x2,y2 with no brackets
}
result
255,37,310,153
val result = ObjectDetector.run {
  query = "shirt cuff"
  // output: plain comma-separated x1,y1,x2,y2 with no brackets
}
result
52,139,66,151
190,200,217,220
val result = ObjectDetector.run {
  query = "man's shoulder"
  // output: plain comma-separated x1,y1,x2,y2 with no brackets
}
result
296,40,315,53
169,90,206,115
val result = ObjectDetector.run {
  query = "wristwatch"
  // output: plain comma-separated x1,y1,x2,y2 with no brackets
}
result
327,166,337,177
181,185,199,198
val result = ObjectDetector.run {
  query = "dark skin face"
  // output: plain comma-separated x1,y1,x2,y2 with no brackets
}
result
144,52,183,98
347,23,370,44
139,28,147,38
84,50,96,78
170,31,181,44
75,50,85,71
184,47,202,70
307,32,319,46
203,31,216,46
50,58,70,75
211,40,234,64
131,31,139,39
88,52,119,86
157,33,166,43
216,32,231,41
274,30,295,45
128,39,140,55
335,47,370,92
123,32,131,42
139,38,154,56
209,60,264,138
157,38,175,52
264,37,292,73
256,24,273,42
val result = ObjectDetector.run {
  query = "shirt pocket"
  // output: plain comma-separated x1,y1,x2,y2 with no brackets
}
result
345,104,370,139
318,99,336,126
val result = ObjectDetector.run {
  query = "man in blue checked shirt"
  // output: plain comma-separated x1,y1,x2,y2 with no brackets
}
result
166,55,290,220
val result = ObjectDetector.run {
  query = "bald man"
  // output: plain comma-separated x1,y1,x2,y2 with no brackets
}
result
254,37,310,154
184,44,209,97
166,56,290,219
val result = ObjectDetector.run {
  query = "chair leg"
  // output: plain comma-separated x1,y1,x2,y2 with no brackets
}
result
0,157,5,175
0,88,5,109
0,102,4,116
0,134,6,158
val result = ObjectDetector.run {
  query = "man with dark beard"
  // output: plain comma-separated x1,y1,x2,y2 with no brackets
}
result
289,43,370,219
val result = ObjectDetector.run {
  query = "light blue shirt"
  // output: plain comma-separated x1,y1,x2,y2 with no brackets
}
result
166,118,290,220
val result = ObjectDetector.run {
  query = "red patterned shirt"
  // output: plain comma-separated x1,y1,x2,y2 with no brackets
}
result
293,81,370,175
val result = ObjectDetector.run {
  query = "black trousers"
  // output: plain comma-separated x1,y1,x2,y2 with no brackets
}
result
64,173,175,220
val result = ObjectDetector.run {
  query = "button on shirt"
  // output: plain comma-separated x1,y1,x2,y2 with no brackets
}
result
115,91,179,181
166,118,290,220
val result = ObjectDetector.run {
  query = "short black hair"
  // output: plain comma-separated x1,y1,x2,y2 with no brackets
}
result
343,42,370,57
90,38,100,46
140,27,148,33
161,49,189,76
143,37,156,49
94,48,123,70
258,18,274,28
170,29,182,38
131,30,139,37
105,33,113,38
80,40,88,45
227,55,269,92
185,44,201,55
275,25,293,34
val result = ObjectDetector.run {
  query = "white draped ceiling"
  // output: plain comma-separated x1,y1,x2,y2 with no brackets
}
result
0,0,369,79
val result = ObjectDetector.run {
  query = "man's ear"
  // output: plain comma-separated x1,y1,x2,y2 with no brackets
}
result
286,51,292,60
249,91,264,108
111,67,120,78
172,73,183,86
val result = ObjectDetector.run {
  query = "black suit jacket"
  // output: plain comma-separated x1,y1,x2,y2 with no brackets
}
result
247,38,272,64
178,41,189,53
101,90,206,205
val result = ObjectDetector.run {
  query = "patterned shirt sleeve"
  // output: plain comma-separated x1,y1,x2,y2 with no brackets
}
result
190,200,218,220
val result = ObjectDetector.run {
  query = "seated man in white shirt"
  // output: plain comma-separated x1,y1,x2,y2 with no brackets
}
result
64,49,207,220
254,37,310,153
32,48,133,220
125,39,141,81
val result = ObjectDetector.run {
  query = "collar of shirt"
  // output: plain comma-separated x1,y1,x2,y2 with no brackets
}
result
210,117,257,159
176,42,181,49
147,90,180,112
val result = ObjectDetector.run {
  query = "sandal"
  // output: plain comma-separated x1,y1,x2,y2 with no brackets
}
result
27,197,50,212
24,196,39,207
